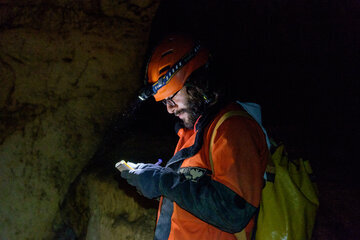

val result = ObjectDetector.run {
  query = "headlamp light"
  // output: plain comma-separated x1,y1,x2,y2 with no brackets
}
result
138,85,154,101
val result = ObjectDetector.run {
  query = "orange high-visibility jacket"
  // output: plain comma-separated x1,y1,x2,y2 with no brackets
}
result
155,102,269,240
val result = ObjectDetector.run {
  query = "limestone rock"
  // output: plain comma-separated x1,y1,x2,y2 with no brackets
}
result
0,1,160,239
57,170,157,240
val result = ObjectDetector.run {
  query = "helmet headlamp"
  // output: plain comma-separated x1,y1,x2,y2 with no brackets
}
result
138,41,202,101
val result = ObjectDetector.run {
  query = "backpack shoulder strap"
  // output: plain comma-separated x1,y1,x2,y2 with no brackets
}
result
209,110,252,240
209,110,252,174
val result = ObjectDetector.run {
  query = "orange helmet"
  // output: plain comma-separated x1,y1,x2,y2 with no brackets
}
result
138,34,210,101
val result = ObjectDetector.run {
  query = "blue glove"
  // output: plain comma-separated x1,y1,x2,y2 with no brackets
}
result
121,163,166,199
126,162,154,170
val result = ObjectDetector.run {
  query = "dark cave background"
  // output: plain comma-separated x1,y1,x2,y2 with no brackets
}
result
132,0,359,181
114,0,359,238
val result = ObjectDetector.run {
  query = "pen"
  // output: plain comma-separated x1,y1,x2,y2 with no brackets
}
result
155,159,163,166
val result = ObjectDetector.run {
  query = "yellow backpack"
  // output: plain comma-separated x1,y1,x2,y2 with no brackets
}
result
210,110,319,240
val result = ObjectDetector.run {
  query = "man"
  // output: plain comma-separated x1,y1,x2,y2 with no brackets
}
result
120,34,269,240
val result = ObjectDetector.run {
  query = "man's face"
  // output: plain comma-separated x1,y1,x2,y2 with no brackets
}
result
163,86,199,129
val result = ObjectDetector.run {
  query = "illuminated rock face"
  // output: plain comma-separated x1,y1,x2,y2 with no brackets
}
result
0,1,160,239
58,170,158,240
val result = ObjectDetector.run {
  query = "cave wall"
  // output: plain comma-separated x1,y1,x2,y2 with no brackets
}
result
56,170,158,240
1,0,359,239
0,1,160,239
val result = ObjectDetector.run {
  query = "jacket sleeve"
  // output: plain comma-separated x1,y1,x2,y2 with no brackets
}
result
159,170,257,233
159,116,268,233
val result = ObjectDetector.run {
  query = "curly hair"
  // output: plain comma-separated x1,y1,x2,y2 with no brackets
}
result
187,63,224,101
182,64,226,127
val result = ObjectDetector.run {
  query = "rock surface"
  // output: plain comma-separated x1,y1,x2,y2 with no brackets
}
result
57,169,158,240
0,1,161,239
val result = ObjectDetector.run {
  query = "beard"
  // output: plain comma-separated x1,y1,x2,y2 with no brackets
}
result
175,98,205,129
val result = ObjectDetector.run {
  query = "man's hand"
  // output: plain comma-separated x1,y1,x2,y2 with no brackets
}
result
121,163,166,199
